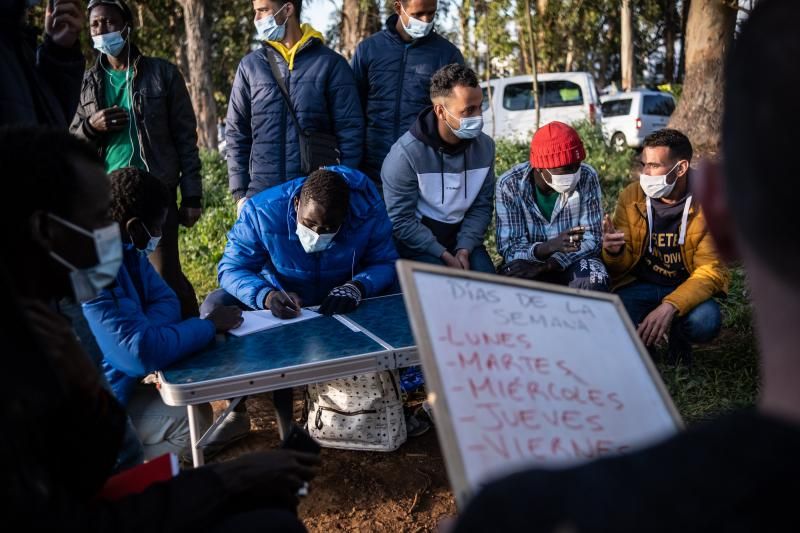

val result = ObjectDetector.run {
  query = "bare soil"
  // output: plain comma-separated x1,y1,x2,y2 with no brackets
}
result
211,392,457,533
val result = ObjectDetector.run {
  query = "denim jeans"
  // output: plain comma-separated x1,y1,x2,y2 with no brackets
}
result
616,281,722,345
397,244,497,274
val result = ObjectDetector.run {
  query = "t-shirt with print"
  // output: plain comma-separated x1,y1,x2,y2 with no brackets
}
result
104,67,144,173
634,195,689,286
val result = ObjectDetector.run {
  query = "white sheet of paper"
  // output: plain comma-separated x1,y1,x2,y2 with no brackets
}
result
228,309,320,337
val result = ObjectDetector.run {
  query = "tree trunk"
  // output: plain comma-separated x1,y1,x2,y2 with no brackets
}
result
340,0,381,60
668,0,736,153
461,0,472,65
677,0,691,82
524,0,540,129
176,0,217,151
662,0,678,83
621,0,634,90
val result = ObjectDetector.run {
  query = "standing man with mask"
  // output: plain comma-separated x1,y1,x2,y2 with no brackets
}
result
0,0,84,127
382,64,495,273
495,121,609,292
602,128,728,364
351,0,463,190
227,0,363,212
70,0,203,319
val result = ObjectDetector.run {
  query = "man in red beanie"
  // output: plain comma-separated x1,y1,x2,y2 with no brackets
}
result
495,121,608,292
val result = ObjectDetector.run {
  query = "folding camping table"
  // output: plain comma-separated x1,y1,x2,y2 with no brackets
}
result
156,294,418,466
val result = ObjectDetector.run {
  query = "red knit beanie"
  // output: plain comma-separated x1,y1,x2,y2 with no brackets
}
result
529,121,586,169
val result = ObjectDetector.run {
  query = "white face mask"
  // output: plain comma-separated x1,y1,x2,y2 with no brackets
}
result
92,27,128,57
543,167,581,194
640,161,681,199
137,222,161,258
401,4,435,39
255,2,288,42
442,105,483,140
47,214,123,302
296,222,338,254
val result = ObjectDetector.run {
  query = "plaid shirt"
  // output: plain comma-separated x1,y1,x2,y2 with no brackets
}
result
495,162,604,269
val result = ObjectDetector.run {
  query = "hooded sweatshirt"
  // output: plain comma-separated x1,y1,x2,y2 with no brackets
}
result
381,106,495,258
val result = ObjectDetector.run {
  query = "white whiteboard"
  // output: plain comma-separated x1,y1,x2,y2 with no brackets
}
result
397,261,682,507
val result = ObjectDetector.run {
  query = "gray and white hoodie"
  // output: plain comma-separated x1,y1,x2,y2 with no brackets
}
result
381,106,495,258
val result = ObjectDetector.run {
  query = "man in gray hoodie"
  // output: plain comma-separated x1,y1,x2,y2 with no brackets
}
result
382,63,495,273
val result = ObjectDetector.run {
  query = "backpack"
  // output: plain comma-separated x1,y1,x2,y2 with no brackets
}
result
305,370,406,451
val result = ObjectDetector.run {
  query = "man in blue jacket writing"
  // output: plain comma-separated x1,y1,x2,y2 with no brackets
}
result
201,166,399,433
82,167,246,460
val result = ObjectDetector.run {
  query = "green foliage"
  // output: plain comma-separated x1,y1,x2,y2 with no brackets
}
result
179,150,235,300
572,120,636,211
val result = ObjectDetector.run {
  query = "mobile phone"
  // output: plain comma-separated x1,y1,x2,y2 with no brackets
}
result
280,423,321,455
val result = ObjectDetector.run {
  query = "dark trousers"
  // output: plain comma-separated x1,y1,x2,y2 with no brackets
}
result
616,281,722,346
201,289,295,435
149,200,199,318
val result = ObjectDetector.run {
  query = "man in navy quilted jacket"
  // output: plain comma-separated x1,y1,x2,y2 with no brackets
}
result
227,0,364,214
351,0,463,190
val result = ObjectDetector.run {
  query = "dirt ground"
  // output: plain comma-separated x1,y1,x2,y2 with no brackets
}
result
211,391,457,533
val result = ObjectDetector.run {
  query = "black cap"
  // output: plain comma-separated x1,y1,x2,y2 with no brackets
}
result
87,0,133,23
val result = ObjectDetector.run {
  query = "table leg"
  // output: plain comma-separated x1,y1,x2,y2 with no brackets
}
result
187,404,205,467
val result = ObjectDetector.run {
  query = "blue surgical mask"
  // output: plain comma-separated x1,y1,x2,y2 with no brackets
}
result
47,214,123,302
137,223,161,258
401,4,434,39
255,3,288,42
296,222,338,254
92,27,128,57
442,105,484,140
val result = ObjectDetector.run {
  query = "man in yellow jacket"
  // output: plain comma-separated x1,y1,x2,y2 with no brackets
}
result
602,129,728,364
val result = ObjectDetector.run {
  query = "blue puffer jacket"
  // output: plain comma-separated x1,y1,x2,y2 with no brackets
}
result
226,27,364,200
351,14,463,182
218,165,398,308
82,245,215,405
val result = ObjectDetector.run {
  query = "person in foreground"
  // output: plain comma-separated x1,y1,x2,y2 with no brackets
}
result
82,167,246,460
452,1,800,530
0,126,318,531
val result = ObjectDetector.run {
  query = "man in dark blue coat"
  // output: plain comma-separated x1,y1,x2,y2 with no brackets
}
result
227,0,364,214
351,0,463,188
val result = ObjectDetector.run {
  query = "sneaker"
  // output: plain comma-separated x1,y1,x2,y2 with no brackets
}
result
203,411,251,449
405,411,431,438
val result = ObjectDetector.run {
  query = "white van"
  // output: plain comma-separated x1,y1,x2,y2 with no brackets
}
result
600,89,676,150
480,72,602,140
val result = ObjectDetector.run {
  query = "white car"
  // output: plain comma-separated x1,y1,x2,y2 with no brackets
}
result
600,90,676,151
480,72,602,140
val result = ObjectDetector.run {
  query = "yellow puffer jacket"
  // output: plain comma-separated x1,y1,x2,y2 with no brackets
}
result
602,182,729,316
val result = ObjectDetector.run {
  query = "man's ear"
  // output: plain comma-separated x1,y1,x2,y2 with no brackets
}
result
28,210,54,253
694,159,739,263
394,0,402,15
678,159,690,179
126,217,145,249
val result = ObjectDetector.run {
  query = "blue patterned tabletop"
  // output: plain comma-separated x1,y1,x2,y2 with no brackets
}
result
345,294,415,349
161,315,385,385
